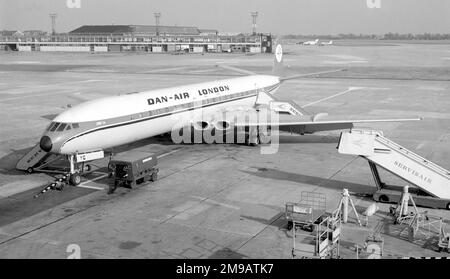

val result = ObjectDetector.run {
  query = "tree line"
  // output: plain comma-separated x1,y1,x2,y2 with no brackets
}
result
284,33,450,40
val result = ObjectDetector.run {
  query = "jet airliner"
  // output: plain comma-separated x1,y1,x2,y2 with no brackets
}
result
21,43,420,185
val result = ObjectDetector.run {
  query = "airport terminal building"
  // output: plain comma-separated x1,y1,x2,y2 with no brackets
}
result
0,25,273,53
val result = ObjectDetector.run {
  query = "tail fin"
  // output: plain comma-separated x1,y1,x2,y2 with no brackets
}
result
272,42,285,77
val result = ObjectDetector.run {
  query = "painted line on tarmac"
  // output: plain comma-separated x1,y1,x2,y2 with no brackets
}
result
302,87,365,108
158,148,181,159
141,67,190,73
416,142,426,150
76,172,108,190
0,80,109,102
76,184,105,190
9,61,42,64
0,91,72,102
190,195,240,210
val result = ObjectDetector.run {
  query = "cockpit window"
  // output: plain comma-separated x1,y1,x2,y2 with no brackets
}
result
48,122,79,132
46,123,54,131
50,122,60,132
57,123,67,131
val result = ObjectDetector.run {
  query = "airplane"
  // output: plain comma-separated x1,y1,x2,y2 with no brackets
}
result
302,39,319,45
23,43,421,186
319,40,333,46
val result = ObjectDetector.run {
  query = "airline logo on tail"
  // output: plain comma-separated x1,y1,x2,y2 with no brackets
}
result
275,44,283,63
272,43,284,77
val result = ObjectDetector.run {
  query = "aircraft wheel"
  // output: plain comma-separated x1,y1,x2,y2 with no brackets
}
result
287,221,293,231
252,136,260,146
69,173,82,186
84,164,92,172
379,195,389,203
27,167,34,174
247,135,260,146
446,202,450,211
259,132,271,144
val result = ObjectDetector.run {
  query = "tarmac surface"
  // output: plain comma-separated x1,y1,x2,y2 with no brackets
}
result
0,41,449,258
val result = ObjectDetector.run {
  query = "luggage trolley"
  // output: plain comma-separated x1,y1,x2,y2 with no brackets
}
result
286,192,335,258
286,191,327,232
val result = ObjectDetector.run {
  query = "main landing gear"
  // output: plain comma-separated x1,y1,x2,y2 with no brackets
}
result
245,126,271,147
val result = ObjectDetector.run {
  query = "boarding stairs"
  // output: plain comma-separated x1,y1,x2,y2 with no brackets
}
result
16,143,64,174
337,129,450,199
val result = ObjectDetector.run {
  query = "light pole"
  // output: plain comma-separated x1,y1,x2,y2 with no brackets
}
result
50,13,57,35
251,12,258,35
154,13,161,37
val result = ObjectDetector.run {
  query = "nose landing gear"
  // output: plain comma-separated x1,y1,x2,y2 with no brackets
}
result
69,172,82,186
67,154,82,186
34,154,92,197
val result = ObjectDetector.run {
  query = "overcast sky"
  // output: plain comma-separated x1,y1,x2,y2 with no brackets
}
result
1,0,449,34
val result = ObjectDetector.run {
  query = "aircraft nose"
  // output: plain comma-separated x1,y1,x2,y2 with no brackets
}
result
40,136,53,152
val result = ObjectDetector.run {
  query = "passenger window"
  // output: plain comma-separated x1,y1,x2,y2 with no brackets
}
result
50,122,60,132
72,123,79,129
66,125,71,130
57,123,67,131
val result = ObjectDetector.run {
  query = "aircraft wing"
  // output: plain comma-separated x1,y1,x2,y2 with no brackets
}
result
194,108,421,135
230,112,422,134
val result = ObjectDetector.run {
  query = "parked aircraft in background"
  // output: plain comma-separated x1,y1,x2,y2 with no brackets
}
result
302,39,319,45
319,40,333,46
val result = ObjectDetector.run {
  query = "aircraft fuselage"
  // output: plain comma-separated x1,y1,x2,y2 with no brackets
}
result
40,75,281,155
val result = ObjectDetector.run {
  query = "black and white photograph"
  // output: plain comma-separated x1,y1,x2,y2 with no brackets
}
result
0,0,449,264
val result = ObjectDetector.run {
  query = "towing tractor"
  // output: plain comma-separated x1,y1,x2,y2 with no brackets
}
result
108,151,158,193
